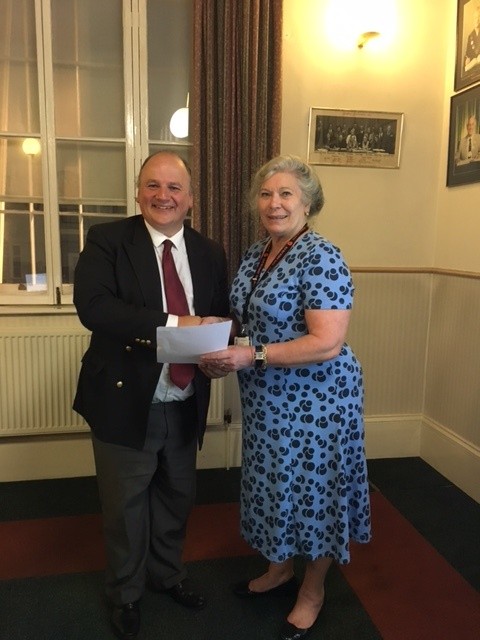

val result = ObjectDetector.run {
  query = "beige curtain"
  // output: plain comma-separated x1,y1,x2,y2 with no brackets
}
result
191,0,282,282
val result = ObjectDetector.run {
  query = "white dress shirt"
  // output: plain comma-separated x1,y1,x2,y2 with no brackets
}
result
144,221,195,402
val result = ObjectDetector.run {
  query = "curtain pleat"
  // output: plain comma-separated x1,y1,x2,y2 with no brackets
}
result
192,0,282,282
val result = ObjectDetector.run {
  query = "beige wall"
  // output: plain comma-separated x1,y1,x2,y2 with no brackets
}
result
281,0,478,274
279,0,480,500
281,0,451,269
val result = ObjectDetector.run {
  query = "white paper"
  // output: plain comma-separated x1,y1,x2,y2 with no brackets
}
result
156,320,232,363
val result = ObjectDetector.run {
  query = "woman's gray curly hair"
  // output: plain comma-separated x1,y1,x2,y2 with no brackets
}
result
249,155,325,216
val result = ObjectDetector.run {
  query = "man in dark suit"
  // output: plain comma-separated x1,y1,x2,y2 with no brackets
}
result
73,151,229,639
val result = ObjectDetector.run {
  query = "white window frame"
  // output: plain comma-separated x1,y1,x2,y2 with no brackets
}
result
0,0,192,311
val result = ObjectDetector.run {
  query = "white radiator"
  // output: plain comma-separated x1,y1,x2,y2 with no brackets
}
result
0,330,224,437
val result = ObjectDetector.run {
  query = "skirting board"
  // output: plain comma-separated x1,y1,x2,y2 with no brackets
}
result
0,416,477,505
421,417,480,503
200,415,425,468
0,435,96,482
364,415,422,459
0,416,424,482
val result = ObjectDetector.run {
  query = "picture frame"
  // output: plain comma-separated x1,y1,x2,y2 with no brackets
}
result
307,107,404,169
454,0,480,92
447,83,480,186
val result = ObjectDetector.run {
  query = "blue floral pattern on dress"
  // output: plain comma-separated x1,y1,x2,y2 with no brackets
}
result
230,231,371,564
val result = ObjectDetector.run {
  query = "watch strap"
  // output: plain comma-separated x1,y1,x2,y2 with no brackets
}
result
254,345,267,370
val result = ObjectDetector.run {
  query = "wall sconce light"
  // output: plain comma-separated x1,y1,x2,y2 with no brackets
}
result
357,30,381,49
22,138,41,156
325,0,394,51
169,93,189,139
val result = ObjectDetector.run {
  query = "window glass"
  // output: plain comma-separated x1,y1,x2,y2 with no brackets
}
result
0,0,40,133
0,206,46,290
51,0,124,138
0,137,45,296
147,0,192,143
0,137,43,200
56,142,126,204
51,0,127,293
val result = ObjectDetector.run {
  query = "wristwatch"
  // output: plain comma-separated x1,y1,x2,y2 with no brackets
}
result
254,345,268,370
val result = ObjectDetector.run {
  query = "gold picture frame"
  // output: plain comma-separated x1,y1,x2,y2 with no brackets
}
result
307,107,404,169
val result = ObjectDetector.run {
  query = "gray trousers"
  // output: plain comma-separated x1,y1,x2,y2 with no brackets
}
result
92,397,198,606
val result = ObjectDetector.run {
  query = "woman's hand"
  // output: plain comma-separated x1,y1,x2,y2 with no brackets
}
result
200,316,229,324
199,345,253,378
200,315,239,342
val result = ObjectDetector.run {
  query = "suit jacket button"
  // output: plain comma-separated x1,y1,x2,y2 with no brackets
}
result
135,338,140,343
125,345,132,352
146,340,151,346
116,381,123,388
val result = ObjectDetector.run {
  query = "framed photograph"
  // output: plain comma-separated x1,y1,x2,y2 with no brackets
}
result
307,108,404,169
455,0,480,92
447,84,480,186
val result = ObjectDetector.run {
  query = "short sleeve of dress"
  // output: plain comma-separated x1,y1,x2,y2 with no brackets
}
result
300,236,354,310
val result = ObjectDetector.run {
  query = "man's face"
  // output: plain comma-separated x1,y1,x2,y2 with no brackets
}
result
136,153,193,236
467,117,476,136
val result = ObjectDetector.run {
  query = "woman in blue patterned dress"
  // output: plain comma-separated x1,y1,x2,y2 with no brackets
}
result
200,155,371,640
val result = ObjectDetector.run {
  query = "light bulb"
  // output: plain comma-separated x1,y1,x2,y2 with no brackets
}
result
169,107,189,139
22,138,41,155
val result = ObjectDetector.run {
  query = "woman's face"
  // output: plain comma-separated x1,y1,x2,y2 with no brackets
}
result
257,172,309,241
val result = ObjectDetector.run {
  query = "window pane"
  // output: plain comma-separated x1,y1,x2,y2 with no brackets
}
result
147,0,192,143
0,209,46,291
0,0,40,134
56,141,126,204
0,137,43,200
51,0,124,138
59,216,81,284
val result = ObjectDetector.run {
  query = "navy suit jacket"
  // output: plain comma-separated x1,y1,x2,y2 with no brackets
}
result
73,215,229,450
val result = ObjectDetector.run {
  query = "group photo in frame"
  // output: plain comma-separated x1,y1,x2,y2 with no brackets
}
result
455,0,480,92
307,107,404,169
447,84,480,186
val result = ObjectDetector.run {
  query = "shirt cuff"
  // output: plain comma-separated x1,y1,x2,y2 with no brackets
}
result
166,314,179,327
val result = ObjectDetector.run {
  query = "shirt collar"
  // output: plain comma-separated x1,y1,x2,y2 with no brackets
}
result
143,220,185,249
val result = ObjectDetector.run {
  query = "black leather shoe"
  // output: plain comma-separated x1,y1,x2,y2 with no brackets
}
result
279,620,313,640
165,580,206,609
233,576,298,598
111,601,140,640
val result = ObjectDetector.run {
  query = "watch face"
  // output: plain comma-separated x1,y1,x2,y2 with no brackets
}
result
254,346,266,369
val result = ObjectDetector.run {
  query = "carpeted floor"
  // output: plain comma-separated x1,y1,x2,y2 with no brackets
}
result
0,458,479,640
0,556,382,640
